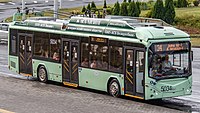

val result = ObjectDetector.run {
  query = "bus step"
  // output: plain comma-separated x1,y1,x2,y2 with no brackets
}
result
20,73,32,77
124,94,144,100
63,82,78,87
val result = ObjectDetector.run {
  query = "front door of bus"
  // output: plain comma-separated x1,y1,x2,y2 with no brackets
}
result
62,40,79,85
19,34,33,75
124,48,144,98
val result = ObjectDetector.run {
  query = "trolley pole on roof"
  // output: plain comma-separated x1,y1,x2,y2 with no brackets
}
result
22,0,26,20
54,0,58,19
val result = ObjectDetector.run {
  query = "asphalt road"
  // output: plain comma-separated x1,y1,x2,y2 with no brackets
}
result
0,72,184,113
0,44,200,113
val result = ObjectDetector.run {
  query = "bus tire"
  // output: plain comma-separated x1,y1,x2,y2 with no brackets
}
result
108,79,120,97
38,66,48,83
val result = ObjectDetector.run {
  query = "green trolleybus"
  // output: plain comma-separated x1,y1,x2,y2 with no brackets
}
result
8,16,192,100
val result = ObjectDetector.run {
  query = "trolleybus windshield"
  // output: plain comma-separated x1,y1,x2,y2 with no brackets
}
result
149,41,191,79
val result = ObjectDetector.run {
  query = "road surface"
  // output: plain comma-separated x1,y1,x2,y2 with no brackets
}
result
0,44,199,113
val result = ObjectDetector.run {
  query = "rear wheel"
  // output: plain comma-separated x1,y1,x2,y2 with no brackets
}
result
109,79,120,97
38,66,47,83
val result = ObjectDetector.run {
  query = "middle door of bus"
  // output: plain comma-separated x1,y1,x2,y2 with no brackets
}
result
18,34,33,75
62,39,79,85
124,47,145,98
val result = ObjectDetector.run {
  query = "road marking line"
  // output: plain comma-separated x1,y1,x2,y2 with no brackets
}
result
0,108,15,113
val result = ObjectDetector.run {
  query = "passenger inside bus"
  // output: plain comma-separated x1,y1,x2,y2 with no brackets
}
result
39,46,44,57
101,56,108,70
90,59,97,68
81,58,89,67
151,55,162,76
53,51,60,61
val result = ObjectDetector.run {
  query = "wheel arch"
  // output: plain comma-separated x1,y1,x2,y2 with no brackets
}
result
107,76,121,94
37,63,49,79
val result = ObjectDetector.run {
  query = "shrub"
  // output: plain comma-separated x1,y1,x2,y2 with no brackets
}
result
164,0,175,24
193,0,199,6
112,1,120,15
120,2,128,16
151,0,164,19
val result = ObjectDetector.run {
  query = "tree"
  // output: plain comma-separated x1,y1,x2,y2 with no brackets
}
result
136,2,141,15
177,0,181,7
128,1,140,17
91,1,96,9
181,0,188,7
82,6,86,13
177,0,188,8
87,3,91,10
103,0,107,8
193,0,199,6
112,1,120,15
124,0,127,2
128,1,136,16
120,2,128,16
151,0,164,19
164,0,175,24
128,0,132,3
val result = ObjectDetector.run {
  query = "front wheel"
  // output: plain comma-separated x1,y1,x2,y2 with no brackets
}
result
38,66,48,83
109,79,120,97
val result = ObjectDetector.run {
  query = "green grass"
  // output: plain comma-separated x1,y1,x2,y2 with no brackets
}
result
140,7,200,34
175,7,200,17
140,7,200,18
0,0,11,3
191,38,200,47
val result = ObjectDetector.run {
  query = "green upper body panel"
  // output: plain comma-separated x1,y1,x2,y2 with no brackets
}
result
135,26,190,41
9,16,190,45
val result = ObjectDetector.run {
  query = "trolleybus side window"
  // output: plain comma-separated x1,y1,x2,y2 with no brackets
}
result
88,37,109,70
109,41,123,73
10,29,18,55
34,32,49,58
81,43,89,67
50,34,61,62
90,44,108,70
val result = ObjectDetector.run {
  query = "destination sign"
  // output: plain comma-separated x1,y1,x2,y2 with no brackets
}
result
154,42,189,52
90,37,108,43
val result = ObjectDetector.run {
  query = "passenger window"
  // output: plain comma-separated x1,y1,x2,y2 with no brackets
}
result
81,43,89,67
34,32,49,58
10,29,18,55
109,40,123,73
50,34,61,61
90,44,108,70
109,46,123,73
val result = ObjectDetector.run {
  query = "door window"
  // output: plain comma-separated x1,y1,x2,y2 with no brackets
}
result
136,51,144,94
